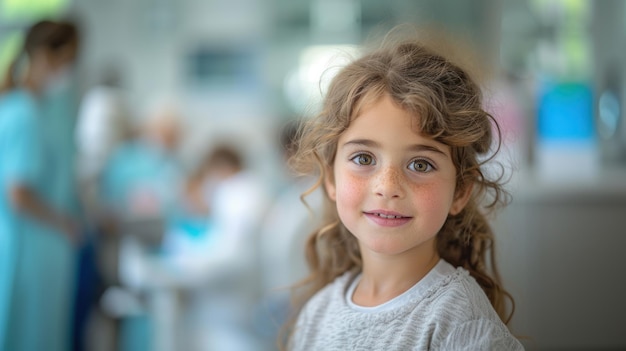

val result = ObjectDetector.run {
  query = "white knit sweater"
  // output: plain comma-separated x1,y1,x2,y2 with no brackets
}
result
291,260,524,351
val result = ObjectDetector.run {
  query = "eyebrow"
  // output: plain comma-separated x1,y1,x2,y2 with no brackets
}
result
343,139,449,156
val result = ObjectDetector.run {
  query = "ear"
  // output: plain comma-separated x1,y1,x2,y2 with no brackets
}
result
324,166,337,202
450,182,473,216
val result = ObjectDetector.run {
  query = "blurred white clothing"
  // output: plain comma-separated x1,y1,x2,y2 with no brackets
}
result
182,170,270,351
210,171,269,259
160,170,270,287
75,86,130,180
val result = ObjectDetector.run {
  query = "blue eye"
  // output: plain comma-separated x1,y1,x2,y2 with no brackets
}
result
350,153,375,166
408,159,434,172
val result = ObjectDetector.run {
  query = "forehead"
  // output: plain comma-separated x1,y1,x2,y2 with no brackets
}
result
347,94,417,137
338,95,451,158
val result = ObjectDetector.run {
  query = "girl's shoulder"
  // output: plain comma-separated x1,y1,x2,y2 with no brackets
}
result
427,262,498,320
305,271,356,307
421,263,525,350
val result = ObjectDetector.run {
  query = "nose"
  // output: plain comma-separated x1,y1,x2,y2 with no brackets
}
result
373,166,405,199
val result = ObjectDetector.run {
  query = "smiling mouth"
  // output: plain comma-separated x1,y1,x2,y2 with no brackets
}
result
364,211,412,219
364,211,412,227
372,213,408,219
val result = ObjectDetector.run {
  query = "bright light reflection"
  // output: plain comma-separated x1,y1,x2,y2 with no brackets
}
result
284,45,360,115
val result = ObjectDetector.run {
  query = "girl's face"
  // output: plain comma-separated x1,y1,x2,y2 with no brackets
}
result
325,94,471,259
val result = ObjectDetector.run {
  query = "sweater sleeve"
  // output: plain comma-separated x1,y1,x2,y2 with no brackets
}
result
437,319,525,351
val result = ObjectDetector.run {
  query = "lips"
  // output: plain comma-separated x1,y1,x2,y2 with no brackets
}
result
363,210,412,227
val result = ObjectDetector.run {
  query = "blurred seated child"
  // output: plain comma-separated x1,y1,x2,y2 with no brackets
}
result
171,143,269,279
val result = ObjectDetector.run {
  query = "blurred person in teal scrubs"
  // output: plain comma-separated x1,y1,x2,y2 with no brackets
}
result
42,43,82,222
99,105,184,224
96,105,186,351
0,19,80,351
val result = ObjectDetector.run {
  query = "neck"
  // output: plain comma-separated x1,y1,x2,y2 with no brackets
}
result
352,241,440,307
22,68,43,95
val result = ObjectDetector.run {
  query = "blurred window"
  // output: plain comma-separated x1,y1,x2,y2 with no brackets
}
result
530,0,593,143
284,45,359,115
1,0,69,21
529,0,591,80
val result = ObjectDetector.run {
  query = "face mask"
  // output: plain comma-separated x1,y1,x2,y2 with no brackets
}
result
44,66,75,97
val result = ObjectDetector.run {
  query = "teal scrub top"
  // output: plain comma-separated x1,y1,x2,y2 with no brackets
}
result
42,84,80,216
100,140,183,221
0,89,75,351
0,90,43,349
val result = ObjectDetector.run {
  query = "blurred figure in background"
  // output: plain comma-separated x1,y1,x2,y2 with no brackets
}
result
97,103,184,289
176,142,269,351
93,103,185,351
0,19,80,351
180,143,268,273
99,104,183,226
41,20,83,225
73,63,133,351
76,62,133,222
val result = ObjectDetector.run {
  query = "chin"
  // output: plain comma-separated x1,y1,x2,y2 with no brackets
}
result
359,233,437,258
361,237,413,256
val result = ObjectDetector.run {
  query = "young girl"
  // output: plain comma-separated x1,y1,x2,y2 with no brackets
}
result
287,39,525,350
